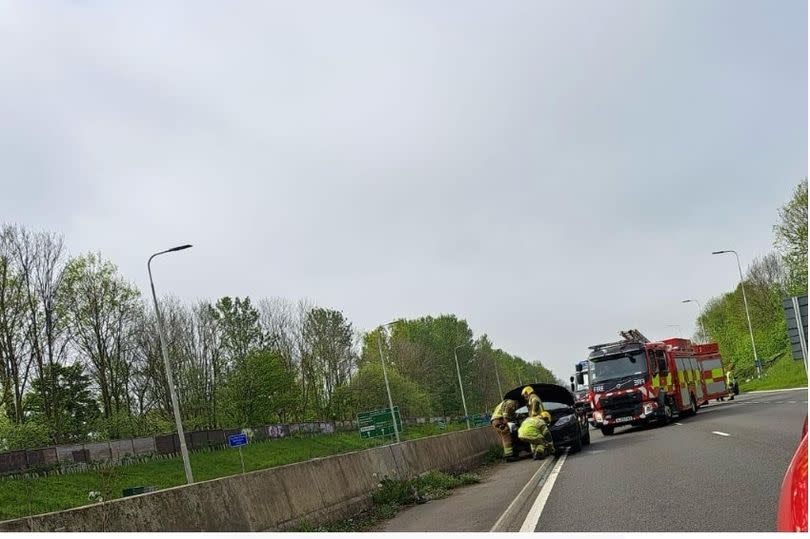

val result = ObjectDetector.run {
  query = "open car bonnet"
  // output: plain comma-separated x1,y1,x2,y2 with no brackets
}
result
503,383,576,409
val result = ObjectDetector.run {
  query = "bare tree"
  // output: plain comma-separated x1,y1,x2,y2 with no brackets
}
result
0,228,33,422
1,226,67,436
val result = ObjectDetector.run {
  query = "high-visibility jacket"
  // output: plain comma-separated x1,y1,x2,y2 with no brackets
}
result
492,399,517,421
527,393,544,418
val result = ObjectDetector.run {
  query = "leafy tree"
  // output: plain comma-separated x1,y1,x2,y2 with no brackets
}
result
211,297,265,366
221,349,297,426
59,253,141,420
0,416,50,451
774,178,808,295
302,308,355,420
25,362,99,443
346,362,433,418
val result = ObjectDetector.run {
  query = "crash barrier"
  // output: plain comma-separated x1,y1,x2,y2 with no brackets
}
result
0,415,467,475
0,426,500,531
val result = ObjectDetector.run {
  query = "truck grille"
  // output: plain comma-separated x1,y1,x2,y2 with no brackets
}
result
601,392,642,418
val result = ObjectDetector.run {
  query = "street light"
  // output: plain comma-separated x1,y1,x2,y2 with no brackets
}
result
453,345,471,430
376,322,401,443
712,249,761,378
148,244,194,484
682,299,707,343
494,362,503,399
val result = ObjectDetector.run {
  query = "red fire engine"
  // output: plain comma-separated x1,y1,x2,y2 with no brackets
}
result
577,329,729,436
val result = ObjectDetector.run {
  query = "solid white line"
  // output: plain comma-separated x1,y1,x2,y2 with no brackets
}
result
712,431,731,437
745,387,808,394
489,458,553,532
519,453,567,532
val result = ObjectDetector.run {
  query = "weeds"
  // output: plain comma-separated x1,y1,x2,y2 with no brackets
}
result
293,470,482,532
483,444,504,463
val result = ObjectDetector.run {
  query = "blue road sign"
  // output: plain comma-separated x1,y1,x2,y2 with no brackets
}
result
228,433,248,448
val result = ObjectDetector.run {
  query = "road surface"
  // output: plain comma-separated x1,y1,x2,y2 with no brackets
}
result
380,388,808,533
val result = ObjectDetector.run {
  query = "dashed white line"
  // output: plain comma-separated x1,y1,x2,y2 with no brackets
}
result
519,453,567,532
712,431,731,437
789,401,797,404
674,422,683,425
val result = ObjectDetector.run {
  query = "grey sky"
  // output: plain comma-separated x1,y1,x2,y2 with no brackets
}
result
1,1,806,380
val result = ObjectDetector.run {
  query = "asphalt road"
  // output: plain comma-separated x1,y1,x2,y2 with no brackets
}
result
381,388,808,533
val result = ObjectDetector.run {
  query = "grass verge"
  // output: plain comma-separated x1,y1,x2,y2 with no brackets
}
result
740,357,808,392
293,470,481,532
0,422,467,521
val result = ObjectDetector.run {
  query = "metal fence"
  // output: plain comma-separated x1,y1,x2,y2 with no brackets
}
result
0,415,463,475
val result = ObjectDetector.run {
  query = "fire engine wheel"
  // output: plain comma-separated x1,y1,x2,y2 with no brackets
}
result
688,395,698,416
600,426,614,436
660,402,673,425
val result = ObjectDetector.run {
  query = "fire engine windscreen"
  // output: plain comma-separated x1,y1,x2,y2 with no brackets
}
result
589,351,648,383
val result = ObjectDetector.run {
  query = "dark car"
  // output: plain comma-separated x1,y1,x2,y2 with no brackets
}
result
503,383,591,455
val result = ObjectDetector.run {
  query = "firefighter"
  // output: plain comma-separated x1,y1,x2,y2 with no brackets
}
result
726,369,737,401
491,398,519,462
520,386,555,460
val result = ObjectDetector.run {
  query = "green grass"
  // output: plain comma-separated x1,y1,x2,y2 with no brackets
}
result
0,422,467,521
740,357,808,392
293,470,481,532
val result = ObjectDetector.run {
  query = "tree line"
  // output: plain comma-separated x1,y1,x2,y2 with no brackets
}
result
0,226,555,450
699,179,808,380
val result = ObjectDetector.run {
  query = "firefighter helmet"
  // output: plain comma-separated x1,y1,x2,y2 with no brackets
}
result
521,386,534,397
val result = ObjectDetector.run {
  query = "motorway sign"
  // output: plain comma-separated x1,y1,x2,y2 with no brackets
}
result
782,295,808,365
357,407,403,439
227,433,249,448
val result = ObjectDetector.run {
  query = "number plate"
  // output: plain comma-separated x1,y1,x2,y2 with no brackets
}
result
614,416,633,423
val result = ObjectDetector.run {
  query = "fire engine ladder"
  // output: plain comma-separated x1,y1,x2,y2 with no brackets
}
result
588,329,650,351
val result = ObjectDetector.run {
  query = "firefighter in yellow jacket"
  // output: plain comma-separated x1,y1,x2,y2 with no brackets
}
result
491,399,519,462
520,386,555,460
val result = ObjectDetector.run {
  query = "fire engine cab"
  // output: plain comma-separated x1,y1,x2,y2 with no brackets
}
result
578,329,729,436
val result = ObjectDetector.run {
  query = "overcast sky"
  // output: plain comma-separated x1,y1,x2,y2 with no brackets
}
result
1,1,806,380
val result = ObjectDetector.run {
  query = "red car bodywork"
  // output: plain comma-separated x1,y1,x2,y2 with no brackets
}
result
777,417,808,532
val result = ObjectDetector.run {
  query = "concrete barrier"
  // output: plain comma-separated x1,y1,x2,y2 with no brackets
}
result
0,426,499,532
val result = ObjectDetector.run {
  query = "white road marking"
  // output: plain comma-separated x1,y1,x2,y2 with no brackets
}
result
489,458,554,532
789,401,797,404
745,387,807,394
674,422,683,425
712,431,731,437
519,453,567,532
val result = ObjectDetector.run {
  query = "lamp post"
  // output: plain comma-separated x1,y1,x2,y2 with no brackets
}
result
453,345,471,429
148,244,194,484
376,322,401,443
712,249,761,378
494,362,503,399
682,299,707,343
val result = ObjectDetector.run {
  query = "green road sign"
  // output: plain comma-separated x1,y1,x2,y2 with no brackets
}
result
471,414,489,427
357,407,403,439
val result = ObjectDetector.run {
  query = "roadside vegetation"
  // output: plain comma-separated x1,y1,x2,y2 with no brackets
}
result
0,222,555,454
0,423,465,521
739,357,807,392
699,179,808,391
294,469,482,532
